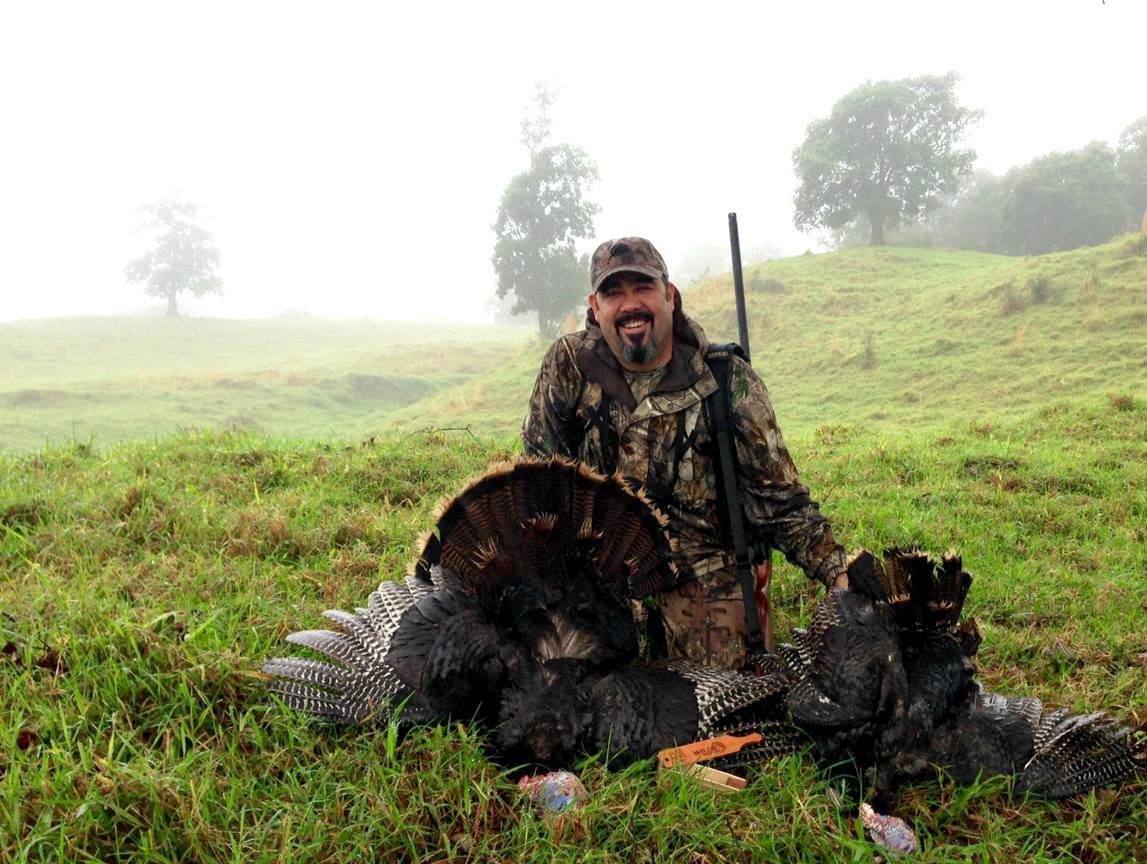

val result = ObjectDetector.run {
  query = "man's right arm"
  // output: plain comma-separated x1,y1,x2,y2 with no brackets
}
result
522,336,583,459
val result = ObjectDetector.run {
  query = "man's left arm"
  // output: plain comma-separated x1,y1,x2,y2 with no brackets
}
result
522,336,583,459
727,359,848,589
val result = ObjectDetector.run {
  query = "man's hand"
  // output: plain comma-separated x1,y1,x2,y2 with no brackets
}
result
818,550,850,592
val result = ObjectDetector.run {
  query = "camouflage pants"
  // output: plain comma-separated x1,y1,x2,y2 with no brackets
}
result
656,562,773,670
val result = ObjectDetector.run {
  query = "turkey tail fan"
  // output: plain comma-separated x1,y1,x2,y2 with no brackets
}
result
843,549,890,604
971,689,1147,798
412,457,678,601
882,547,972,635
262,573,440,724
561,459,679,598
518,514,565,591
1015,712,1147,799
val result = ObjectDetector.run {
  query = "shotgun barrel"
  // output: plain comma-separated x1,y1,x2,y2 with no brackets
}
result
726,212,775,654
727,212,751,363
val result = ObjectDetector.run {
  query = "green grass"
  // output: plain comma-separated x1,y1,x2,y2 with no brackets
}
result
3,400,1144,862
0,317,533,453
3,237,1145,859
346,234,1147,441
685,236,1147,435
4,237,1144,450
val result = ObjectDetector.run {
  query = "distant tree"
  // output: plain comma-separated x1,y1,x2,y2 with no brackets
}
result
926,170,1010,252
492,86,599,339
484,289,536,327
793,72,980,245
125,199,222,317
519,81,555,159
1002,143,1131,255
674,242,784,286
1117,116,1147,228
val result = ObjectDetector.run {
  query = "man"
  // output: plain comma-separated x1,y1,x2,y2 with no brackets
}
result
523,237,847,669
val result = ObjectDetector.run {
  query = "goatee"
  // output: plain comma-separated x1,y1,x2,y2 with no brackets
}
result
620,332,658,366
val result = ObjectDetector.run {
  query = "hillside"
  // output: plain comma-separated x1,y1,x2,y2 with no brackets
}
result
0,317,531,453
686,235,1147,432
4,239,1146,859
392,234,1147,437
2,405,1143,860
2,235,1144,452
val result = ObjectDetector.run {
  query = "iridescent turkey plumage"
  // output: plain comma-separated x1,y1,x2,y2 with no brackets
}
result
262,457,793,768
262,460,1145,801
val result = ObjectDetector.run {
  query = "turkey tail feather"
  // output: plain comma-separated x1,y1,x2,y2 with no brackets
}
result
262,578,427,724
882,547,971,634
666,657,792,734
1016,714,1147,798
700,721,809,770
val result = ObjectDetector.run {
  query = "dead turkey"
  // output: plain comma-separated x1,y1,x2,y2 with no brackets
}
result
262,457,1144,796
262,457,796,768
782,548,1146,809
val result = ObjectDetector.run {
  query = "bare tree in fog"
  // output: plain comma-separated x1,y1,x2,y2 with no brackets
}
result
492,85,599,339
124,199,222,317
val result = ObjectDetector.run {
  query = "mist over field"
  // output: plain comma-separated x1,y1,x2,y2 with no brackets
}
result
2,1,1145,325
2,1,1145,450
2,5,1146,861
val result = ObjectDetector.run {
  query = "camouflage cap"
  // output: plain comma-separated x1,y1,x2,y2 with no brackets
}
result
590,237,669,292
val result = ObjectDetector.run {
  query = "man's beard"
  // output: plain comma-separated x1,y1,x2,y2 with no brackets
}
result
620,334,658,365
616,312,658,365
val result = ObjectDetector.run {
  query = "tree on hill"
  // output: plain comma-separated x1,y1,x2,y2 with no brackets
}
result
1001,143,1131,255
484,289,536,327
492,85,599,339
674,242,784,286
1117,116,1147,229
907,118,1145,255
916,170,1007,253
793,72,980,245
125,198,222,317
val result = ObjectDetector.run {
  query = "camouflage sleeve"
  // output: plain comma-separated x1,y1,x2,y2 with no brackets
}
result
727,357,846,588
522,336,584,459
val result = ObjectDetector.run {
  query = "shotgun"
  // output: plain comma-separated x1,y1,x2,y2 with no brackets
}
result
728,213,751,362
726,212,774,655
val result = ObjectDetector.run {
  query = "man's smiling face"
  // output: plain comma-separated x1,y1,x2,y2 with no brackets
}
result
589,272,676,372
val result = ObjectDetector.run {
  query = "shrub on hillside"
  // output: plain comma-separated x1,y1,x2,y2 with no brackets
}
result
1025,274,1051,304
1107,392,1137,412
860,332,877,369
998,282,1027,316
748,273,787,294
1115,232,1147,258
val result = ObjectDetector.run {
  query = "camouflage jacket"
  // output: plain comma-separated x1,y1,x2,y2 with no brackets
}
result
523,310,846,588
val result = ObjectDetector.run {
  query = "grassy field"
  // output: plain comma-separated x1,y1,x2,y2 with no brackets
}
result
2,399,1144,862
2,237,1145,860
4,235,1144,451
0,318,533,453
376,234,1147,439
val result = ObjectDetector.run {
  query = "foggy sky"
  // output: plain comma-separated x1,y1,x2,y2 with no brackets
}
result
1,0,1142,323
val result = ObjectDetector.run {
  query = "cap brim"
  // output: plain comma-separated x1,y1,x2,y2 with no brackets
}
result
592,264,666,293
